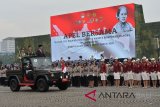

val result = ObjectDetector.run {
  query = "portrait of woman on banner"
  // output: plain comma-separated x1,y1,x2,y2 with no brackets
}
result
112,6,133,33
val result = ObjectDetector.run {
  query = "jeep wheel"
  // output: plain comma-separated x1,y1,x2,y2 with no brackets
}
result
9,78,20,92
36,78,49,92
57,83,68,90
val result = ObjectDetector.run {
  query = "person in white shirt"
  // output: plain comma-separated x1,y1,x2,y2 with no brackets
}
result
0,67,7,85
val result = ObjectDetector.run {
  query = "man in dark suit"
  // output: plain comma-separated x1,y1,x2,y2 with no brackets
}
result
36,45,46,57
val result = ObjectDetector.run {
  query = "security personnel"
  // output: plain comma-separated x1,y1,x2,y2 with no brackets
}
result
71,64,76,87
83,62,89,87
73,62,81,87
93,61,100,87
66,62,73,86
88,62,94,88
80,63,84,86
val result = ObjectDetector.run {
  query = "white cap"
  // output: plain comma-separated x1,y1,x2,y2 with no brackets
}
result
151,58,155,61
132,60,135,62
114,57,118,60
124,59,127,62
101,59,105,62
146,58,148,61
136,58,140,61
142,56,146,60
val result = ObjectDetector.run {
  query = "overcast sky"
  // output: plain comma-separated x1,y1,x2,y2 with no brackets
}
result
0,0,160,41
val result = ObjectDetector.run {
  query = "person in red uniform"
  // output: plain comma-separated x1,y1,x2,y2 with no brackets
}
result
122,59,128,86
126,58,133,88
61,60,66,72
141,57,149,88
100,60,107,86
113,57,121,87
132,60,137,87
146,59,151,88
133,59,142,87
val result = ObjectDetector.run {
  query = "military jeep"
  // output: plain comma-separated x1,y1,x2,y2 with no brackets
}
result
6,57,70,92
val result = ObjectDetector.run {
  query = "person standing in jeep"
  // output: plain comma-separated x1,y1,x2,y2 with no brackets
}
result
26,45,35,56
36,45,45,57
18,48,26,60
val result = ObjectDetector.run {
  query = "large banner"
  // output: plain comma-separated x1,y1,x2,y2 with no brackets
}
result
50,3,135,61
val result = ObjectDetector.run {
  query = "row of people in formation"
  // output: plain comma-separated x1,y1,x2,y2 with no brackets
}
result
55,56,160,88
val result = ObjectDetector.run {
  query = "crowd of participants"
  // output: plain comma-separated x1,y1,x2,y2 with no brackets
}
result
53,56,160,88
1,46,160,89
0,63,20,85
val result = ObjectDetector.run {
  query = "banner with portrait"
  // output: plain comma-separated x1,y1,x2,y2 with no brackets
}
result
50,3,135,61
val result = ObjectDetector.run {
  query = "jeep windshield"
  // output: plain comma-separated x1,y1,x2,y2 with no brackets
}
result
30,57,53,70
